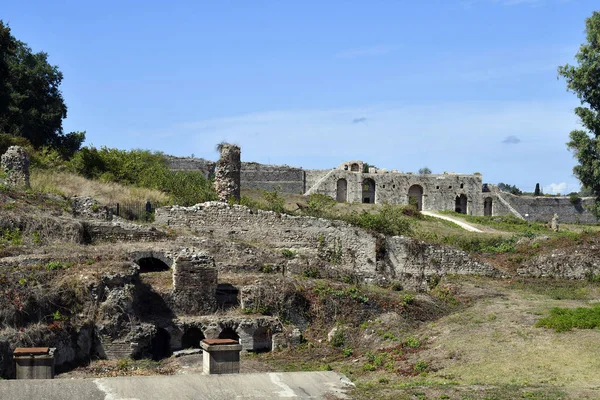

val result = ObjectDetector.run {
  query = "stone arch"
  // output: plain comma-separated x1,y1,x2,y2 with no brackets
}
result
408,184,424,211
336,179,348,202
151,327,172,360
218,327,240,342
484,197,493,216
252,327,272,353
216,283,239,309
350,163,360,172
455,194,468,214
137,257,170,273
130,251,173,273
362,178,376,204
181,327,205,349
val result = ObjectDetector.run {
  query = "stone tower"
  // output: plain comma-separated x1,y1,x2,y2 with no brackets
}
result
1,146,30,189
214,143,241,202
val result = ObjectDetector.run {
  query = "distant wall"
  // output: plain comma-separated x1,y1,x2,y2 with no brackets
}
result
240,163,305,194
499,193,597,224
166,157,306,194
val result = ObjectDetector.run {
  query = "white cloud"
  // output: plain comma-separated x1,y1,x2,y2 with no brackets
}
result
544,182,568,195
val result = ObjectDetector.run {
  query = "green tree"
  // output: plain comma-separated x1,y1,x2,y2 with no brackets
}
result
418,166,432,174
0,20,84,155
534,183,541,196
497,182,522,195
559,12,600,216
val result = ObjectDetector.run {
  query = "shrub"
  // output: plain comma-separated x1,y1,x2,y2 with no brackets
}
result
344,204,413,236
414,360,428,373
305,193,337,217
261,189,285,213
404,336,421,348
536,305,600,332
342,347,353,358
330,329,346,348
281,249,296,259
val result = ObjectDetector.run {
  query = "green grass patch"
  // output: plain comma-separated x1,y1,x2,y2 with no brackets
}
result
536,304,600,332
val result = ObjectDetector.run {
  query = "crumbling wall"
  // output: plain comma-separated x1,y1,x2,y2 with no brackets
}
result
385,236,499,291
214,144,241,202
82,221,167,243
155,202,379,282
495,193,597,224
1,146,30,189
240,163,305,194
171,252,218,314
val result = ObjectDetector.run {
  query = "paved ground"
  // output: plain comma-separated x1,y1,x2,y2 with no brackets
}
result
421,211,483,233
0,371,354,400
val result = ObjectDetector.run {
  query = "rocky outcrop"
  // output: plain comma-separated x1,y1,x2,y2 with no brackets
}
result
1,146,30,189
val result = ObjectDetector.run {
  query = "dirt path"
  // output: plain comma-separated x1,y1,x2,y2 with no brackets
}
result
421,211,483,233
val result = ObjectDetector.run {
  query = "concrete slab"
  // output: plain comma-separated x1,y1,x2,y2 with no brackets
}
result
0,371,354,399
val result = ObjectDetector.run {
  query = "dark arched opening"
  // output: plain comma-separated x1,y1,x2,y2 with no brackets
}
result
216,284,239,309
181,327,205,349
408,185,424,211
362,178,376,204
484,198,493,216
455,194,468,214
350,163,360,172
252,327,272,353
137,257,170,273
336,179,347,202
218,327,240,342
151,327,171,360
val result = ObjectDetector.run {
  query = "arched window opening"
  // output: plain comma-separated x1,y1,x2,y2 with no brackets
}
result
350,163,360,172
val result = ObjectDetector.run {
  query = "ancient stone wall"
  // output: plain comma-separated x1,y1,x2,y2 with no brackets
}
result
82,221,167,243
240,163,305,194
171,252,218,314
166,156,216,178
306,164,484,215
155,202,380,282
385,236,499,291
497,193,597,224
1,146,30,189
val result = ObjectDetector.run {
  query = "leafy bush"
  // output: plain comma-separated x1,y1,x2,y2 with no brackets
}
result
330,329,345,348
281,249,296,259
305,193,337,217
261,189,285,213
344,204,413,236
414,360,428,373
536,305,600,332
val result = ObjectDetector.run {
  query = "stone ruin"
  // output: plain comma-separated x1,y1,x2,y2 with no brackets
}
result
171,251,218,314
214,143,241,202
1,145,30,189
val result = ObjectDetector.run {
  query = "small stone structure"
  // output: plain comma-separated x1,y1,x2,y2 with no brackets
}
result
201,338,242,374
551,213,559,232
71,196,112,220
1,145,30,189
214,143,241,202
13,347,55,379
172,252,218,314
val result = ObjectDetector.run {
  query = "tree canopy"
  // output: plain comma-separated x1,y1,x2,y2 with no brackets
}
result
0,20,84,156
559,12,600,215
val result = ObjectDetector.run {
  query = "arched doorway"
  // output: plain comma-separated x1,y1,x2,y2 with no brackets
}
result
350,163,360,172
336,179,347,202
252,327,272,352
362,178,375,204
455,194,468,214
181,327,205,349
151,327,172,360
407,185,424,211
484,198,493,216
137,257,170,273
218,327,240,342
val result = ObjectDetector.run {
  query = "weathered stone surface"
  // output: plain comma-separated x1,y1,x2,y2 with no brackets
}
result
82,221,167,243
517,246,600,279
1,146,30,189
551,213,559,232
171,252,218,314
214,143,241,202
71,196,112,220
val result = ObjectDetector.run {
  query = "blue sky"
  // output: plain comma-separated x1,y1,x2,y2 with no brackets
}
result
2,0,598,193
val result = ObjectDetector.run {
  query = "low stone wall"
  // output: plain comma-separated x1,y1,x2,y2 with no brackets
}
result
82,221,167,243
385,236,499,290
500,193,597,224
155,202,379,282
517,246,600,279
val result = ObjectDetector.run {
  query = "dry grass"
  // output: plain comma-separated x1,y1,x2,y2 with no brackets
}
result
30,170,170,205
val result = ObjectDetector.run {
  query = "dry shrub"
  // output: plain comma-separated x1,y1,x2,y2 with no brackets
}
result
30,170,169,205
